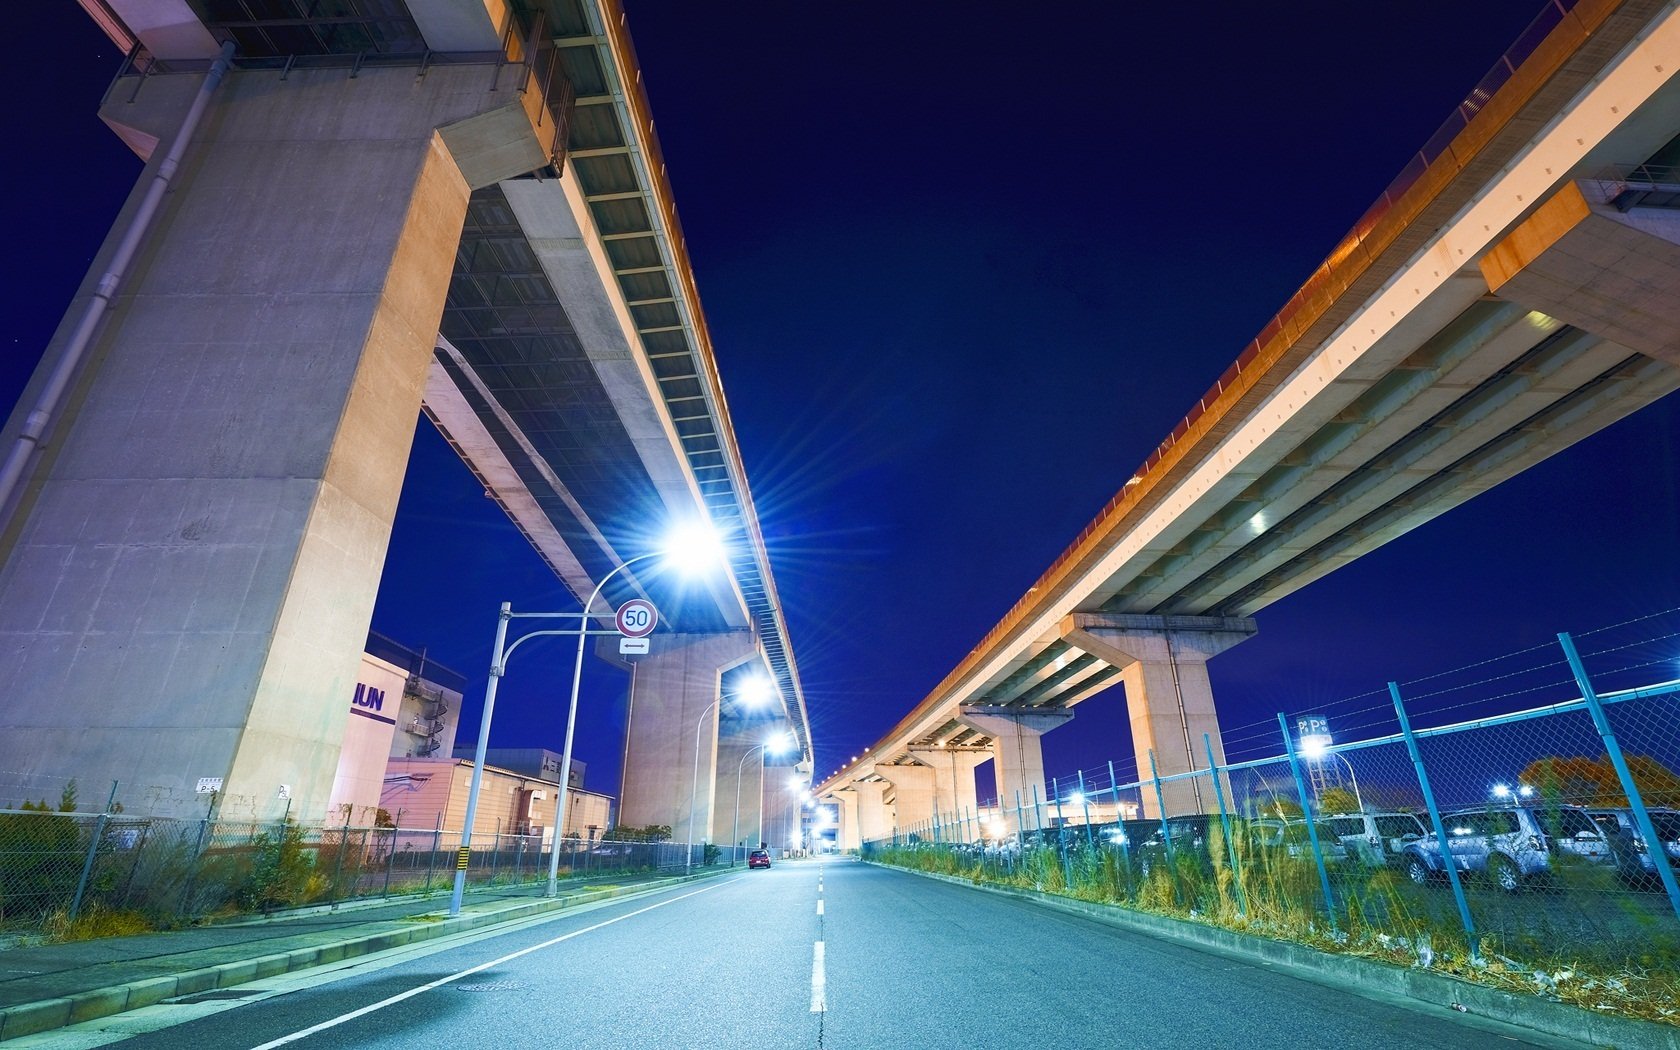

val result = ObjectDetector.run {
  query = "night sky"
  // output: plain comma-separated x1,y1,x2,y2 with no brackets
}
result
5,3,1678,805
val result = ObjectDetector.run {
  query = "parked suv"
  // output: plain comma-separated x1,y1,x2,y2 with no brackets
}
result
1323,811,1428,868
1249,819,1349,865
1402,803,1608,892
1589,807,1680,887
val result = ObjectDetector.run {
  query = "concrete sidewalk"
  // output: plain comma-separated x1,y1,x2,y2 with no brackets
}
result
0,871,715,1041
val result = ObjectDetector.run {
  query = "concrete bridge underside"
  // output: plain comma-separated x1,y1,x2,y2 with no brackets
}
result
824,0,1680,834
0,0,811,829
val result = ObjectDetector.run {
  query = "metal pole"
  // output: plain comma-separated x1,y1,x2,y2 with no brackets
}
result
732,744,763,865
1077,770,1095,853
69,780,118,921
686,697,720,875
1560,633,1680,922
1109,760,1132,870
1277,714,1337,932
1389,681,1477,959
451,603,511,916
1051,778,1072,887
425,813,441,894
549,551,659,897
1148,749,1174,865
1205,733,1246,917
756,750,766,849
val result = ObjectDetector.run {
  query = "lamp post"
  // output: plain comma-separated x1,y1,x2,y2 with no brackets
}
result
731,731,794,864
1299,736,1366,815
548,526,722,898
686,674,774,874
448,526,722,916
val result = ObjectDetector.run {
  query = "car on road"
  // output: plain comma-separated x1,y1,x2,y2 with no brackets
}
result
1401,803,1609,891
748,849,772,869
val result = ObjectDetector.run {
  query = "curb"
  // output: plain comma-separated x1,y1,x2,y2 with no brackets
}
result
0,870,722,1042
871,863,1680,1050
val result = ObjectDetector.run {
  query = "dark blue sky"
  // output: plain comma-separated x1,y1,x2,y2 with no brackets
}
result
6,3,1677,802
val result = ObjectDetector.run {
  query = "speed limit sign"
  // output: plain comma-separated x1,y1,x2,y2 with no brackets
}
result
615,598,659,638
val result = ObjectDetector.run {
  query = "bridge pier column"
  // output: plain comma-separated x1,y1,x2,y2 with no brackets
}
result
711,721,767,853
877,764,937,838
0,59,556,819
956,706,1073,835
1061,613,1256,817
852,780,891,847
618,630,756,835
829,789,861,852
908,747,987,834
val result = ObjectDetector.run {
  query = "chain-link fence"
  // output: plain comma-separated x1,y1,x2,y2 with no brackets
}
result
865,617,1680,1024
0,806,703,936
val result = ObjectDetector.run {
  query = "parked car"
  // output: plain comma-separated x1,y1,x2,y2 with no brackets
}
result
1589,807,1680,887
748,848,772,869
1402,803,1608,892
1249,819,1349,865
1127,815,1218,877
1322,811,1428,868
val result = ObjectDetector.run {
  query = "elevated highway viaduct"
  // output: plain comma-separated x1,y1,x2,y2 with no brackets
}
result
822,0,1680,843
0,0,811,836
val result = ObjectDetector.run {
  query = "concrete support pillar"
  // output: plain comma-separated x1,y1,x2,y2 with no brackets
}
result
1061,613,1256,817
956,706,1072,834
831,789,861,852
877,764,936,837
907,746,987,832
0,60,556,819
712,727,762,850
618,630,755,835
761,766,801,853
852,780,891,847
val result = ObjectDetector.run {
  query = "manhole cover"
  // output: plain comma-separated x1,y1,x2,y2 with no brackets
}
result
455,981,522,992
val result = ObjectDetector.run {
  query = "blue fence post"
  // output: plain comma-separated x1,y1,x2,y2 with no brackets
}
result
1108,762,1135,866
1148,749,1175,865
1205,734,1246,918
1015,790,1026,852
1277,714,1338,934
1076,770,1096,853
1051,777,1073,888
69,780,119,922
1389,681,1478,961
1560,632,1680,923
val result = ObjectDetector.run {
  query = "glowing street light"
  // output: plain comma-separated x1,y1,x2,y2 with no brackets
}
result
686,671,775,874
449,524,725,915
729,730,795,863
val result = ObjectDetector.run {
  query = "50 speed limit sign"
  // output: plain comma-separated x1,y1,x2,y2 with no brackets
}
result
615,599,659,638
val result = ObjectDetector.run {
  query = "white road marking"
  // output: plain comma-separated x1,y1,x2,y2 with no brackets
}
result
810,940,827,1013
816,898,824,915
247,880,736,1049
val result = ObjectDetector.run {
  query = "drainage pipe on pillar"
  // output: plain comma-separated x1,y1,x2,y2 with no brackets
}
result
0,41,237,521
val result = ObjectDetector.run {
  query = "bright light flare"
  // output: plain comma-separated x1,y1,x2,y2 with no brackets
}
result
660,522,725,574
735,674,775,707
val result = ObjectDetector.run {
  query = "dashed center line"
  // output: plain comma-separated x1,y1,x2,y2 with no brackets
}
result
810,940,827,1013
816,899,824,915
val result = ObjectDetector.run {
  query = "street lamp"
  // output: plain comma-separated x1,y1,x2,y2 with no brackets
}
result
1297,734,1366,815
449,524,723,916
686,673,775,874
730,730,795,865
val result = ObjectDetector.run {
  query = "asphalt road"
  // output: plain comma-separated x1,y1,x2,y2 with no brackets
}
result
60,858,1574,1049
